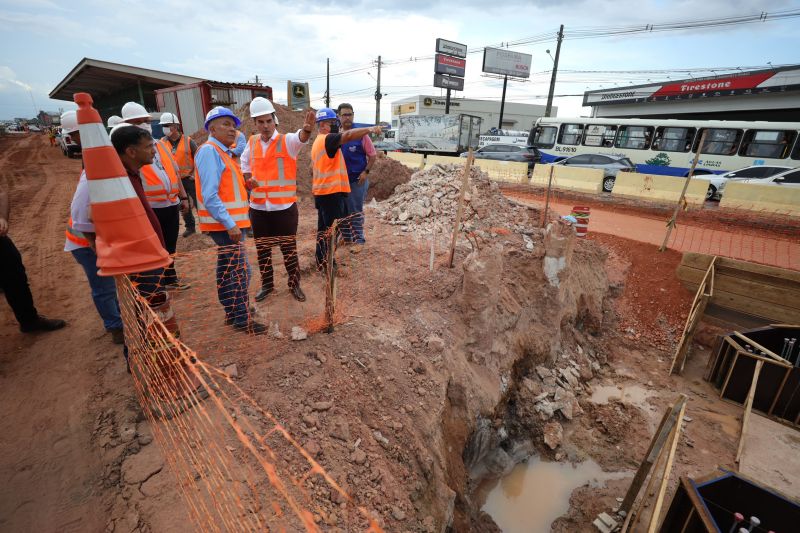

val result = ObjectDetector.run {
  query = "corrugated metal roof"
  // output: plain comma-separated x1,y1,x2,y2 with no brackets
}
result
49,58,203,101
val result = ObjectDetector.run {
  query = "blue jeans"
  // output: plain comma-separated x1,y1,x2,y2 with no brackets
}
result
344,177,369,244
209,231,251,326
71,247,122,330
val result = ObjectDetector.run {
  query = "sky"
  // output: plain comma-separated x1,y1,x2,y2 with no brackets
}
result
1,0,800,125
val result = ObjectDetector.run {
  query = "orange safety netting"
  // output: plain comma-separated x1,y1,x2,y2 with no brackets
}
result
118,213,383,532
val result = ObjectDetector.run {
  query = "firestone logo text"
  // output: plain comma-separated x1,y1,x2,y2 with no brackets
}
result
680,81,733,92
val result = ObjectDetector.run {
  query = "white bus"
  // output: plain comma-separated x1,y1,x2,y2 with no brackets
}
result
528,117,800,177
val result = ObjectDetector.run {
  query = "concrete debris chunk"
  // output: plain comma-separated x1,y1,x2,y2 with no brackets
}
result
290,326,308,341
543,421,563,450
593,512,619,533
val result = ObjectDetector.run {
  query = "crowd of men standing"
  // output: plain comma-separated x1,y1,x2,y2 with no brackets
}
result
1,98,382,346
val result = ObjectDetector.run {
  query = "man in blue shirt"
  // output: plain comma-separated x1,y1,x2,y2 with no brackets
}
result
337,103,377,248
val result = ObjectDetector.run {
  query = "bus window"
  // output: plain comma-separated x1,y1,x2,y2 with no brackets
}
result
583,124,617,147
558,123,584,146
739,129,796,159
529,126,557,149
615,125,654,150
652,126,695,152
694,128,742,155
792,136,800,160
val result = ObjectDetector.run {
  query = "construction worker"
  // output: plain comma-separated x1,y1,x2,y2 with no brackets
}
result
158,112,198,237
337,103,377,248
311,108,382,270
106,115,122,130
62,110,124,344
195,106,265,335
241,98,314,303
1,184,66,333
120,102,191,291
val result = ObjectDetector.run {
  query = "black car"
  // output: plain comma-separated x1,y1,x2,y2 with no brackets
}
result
461,144,541,167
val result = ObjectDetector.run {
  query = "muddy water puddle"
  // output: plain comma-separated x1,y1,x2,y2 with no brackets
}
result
481,456,628,533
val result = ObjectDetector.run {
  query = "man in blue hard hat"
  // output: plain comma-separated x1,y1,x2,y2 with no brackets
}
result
311,108,382,270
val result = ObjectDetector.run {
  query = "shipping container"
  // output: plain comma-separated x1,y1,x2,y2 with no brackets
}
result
155,81,273,135
397,114,481,154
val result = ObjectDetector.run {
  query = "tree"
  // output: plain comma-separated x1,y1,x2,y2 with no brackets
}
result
645,152,671,166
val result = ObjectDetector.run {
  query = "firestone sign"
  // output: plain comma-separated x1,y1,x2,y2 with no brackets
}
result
435,54,466,77
584,68,800,106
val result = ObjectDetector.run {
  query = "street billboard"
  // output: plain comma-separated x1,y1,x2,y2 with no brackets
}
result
434,73,465,91
435,38,468,59
435,54,466,77
482,47,532,79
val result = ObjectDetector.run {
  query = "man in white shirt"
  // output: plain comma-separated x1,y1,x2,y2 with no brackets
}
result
241,98,314,302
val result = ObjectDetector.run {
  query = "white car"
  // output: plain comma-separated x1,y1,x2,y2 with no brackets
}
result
716,165,797,197
731,167,800,188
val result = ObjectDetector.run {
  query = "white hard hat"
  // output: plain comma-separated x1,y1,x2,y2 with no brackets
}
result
249,97,279,124
107,115,122,128
121,102,150,121
109,122,133,139
60,111,79,134
159,112,180,125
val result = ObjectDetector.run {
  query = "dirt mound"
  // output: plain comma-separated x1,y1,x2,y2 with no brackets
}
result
366,156,413,201
375,164,539,239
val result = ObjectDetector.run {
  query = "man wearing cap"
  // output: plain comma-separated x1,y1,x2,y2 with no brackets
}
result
195,106,265,335
158,112,199,238
120,102,191,291
242,98,314,303
311,108,382,270
62,110,124,344
337,103,377,249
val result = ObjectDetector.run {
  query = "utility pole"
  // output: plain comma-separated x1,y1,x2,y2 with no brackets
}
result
445,89,451,114
498,75,508,129
325,58,330,107
375,55,382,124
255,75,259,84
545,24,564,118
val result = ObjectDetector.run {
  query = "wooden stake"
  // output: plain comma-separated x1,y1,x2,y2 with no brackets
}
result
324,220,338,333
541,164,555,228
647,400,687,533
447,150,474,268
732,331,789,365
736,359,763,464
670,256,715,375
660,129,708,252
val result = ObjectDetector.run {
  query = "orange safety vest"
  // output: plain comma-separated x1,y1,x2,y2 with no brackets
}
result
249,133,297,205
65,216,90,248
195,142,251,232
141,142,181,204
311,134,350,196
160,134,194,177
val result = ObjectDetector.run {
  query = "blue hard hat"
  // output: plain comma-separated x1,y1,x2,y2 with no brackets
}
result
315,108,338,123
204,106,241,131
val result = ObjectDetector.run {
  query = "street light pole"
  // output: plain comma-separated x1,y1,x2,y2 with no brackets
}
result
544,24,564,118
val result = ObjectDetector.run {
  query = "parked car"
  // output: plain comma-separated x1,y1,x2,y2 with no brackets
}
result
373,140,413,153
57,131,81,158
709,165,793,200
459,144,541,168
553,154,635,192
728,167,800,188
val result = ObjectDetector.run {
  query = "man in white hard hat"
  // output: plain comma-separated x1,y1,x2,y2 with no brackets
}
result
158,112,198,237
241,98,314,303
62,110,124,343
195,106,265,335
106,115,122,130
120,102,191,291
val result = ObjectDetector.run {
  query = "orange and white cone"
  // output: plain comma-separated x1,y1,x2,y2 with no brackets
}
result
74,92,170,275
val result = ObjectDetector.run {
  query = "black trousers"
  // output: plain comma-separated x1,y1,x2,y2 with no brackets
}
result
153,204,180,286
0,236,38,326
250,204,300,290
181,177,196,231
314,193,348,268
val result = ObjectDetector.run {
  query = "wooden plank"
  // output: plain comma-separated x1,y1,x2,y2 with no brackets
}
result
447,150,473,268
671,258,716,375
736,359,764,463
720,351,740,398
647,400,687,533
619,396,686,516
681,252,800,285
733,331,789,364
678,477,718,532
677,267,800,310
690,288,800,324
770,324,800,329
769,366,793,416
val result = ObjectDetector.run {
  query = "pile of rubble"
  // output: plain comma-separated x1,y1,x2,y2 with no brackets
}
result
374,164,538,239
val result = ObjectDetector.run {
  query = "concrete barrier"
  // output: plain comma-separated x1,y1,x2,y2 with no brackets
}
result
424,155,465,168
387,151,424,170
720,182,800,218
473,159,529,183
529,164,605,194
611,172,708,205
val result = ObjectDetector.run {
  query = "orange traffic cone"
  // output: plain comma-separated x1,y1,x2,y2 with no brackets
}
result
74,92,170,275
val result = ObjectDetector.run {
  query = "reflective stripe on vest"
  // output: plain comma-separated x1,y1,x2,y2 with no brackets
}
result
65,216,90,248
311,134,351,196
250,134,298,205
195,142,251,232
141,142,181,204
161,135,194,177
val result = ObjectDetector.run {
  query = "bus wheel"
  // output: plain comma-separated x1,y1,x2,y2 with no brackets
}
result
602,177,616,192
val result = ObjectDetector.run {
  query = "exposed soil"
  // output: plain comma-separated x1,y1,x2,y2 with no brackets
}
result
0,133,775,532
